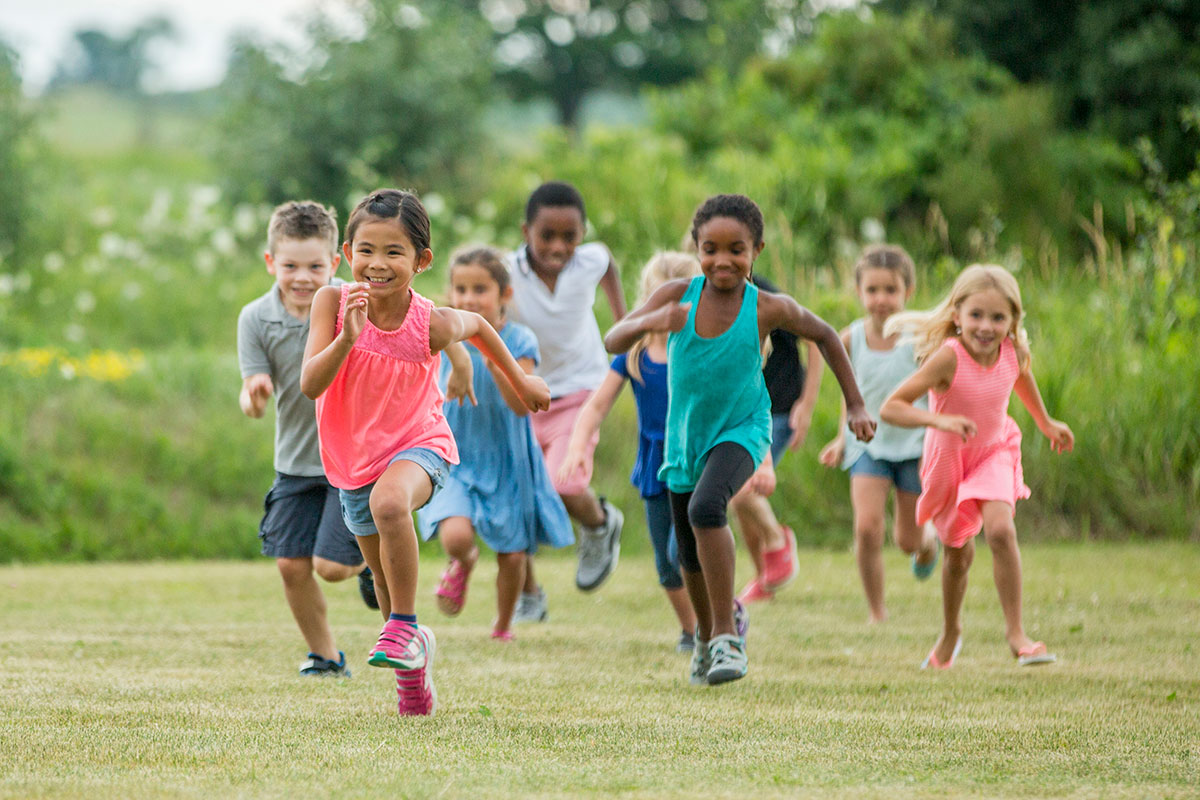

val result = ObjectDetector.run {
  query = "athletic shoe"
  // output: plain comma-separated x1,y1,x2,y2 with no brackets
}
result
368,619,426,670
357,566,379,610
912,537,940,581
706,634,748,685
395,626,437,716
575,497,624,591
688,631,711,685
762,525,798,591
512,585,548,623
434,559,469,616
676,631,695,653
299,650,350,677
733,598,750,640
737,577,775,605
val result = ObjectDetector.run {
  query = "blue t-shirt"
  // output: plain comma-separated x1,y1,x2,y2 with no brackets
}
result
611,350,669,498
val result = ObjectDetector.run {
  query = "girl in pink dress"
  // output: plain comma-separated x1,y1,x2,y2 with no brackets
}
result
301,190,549,715
880,265,1074,670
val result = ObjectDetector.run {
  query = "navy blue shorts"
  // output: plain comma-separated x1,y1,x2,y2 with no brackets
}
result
848,452,922,495
259,473,363,565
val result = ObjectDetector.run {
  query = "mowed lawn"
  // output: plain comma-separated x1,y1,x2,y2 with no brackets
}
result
1,543,1197,799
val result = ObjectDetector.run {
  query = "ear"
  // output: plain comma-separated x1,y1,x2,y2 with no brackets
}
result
329,251,341,276
753,241,765,259
521,222,530,242
342,240,353,264
501,285,514,304
415,248,434,273
905,282,915,300
264,251,276,276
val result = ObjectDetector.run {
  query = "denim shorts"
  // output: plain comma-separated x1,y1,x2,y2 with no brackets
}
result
770,412,794,465
848,452,922,495
338,448,448,537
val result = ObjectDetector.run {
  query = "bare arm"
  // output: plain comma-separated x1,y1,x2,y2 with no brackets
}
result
817,328,852,467
301,284,364,400
599,251,627,321
603,280,690,353
879,346,976,440
557,369,625,483
486,356,537,416
239,374,273,418
442,341,477,407
429,306,550,412
1014,368,1075,453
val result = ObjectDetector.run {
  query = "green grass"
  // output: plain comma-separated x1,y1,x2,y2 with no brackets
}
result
2,544,1197,798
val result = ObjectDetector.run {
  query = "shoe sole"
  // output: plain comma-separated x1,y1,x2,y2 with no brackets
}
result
576,541,619,592
706,666,747,685
435,592,465,617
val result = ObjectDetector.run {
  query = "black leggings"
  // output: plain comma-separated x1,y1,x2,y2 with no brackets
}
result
669,442,756,573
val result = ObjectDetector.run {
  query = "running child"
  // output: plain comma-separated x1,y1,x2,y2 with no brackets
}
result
301,190,550,715
559,251,700,652
818,244,939,623
506,181,628,618
604,194,875,685
417,245,573,641
236,200,374,678
880,264,1074,669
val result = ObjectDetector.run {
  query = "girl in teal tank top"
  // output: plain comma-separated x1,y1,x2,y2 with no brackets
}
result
604,194,877,688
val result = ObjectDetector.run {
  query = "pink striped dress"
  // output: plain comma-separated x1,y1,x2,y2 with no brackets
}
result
315,284,459,490
917,336,1030,547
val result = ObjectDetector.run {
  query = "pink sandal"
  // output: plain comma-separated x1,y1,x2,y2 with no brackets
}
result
921,637,962,670
1015,641,1056,666
434,560,469,616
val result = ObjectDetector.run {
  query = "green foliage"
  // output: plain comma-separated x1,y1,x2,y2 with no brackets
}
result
0,40,38,267
47,16,176,95
213,0,494,209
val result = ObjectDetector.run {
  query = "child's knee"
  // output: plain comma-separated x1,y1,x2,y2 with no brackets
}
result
945,545,973,574
369,490,416,529
853,513,886,545
984,522,1018,552
313,558,354,582
687,493,727,530
276,557,312,585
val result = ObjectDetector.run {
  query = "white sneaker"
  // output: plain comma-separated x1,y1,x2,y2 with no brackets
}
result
706,634,748,685
689,631,711,686
575,497,623,591
512,585,548,623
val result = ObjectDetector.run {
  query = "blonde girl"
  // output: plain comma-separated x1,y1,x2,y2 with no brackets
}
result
881,264,1074,669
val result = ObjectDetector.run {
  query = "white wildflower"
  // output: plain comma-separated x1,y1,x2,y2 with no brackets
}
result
99,232,125,259
122,282,143,301
0,275,12,296
64,324,85,343
75,291,96,313
196,250,217,275
860,218,885,243
212,228,237,256
43,252,65,273
424,193,447,218
90,207,116,228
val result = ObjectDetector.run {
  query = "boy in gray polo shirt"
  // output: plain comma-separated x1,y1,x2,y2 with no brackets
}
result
237,201,374,677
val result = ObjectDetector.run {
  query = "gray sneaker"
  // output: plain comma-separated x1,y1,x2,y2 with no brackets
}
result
734,598,749,639
706,634,748,685
689,631,711,685
575,497,623,591
512,585,548,623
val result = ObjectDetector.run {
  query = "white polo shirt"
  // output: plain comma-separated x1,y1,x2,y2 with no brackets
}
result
506,241,612,398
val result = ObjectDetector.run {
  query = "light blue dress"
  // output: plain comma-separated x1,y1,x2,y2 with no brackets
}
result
840,318,927,468
417,322,573,554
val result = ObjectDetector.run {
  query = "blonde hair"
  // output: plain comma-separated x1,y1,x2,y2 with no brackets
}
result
885,264,1031,370
627,251,700,383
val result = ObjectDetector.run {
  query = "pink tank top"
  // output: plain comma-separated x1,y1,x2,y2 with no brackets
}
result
315,285,459,489
928,337,1019,444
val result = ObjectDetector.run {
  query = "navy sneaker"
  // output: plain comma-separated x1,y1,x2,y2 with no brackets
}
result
358,566,379,609
299,650,350,677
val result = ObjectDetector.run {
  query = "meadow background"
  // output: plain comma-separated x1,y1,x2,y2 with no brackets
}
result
1,0,1198,563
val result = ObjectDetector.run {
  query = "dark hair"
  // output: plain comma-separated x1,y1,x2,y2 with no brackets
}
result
690,194,764,247
345,189,431,253
267,201,338,254
525,181,586,225
854,243,916,290
448,244,510,293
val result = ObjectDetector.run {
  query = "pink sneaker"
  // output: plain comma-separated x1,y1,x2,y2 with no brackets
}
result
737,577,774,605
368,619,426,670
761,525,798,591
435,560,469,616
490,629,514,642
395,625,437,716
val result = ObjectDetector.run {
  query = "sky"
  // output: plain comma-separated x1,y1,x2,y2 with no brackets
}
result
0,0,323,92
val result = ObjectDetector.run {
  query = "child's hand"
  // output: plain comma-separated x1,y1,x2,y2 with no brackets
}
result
847,405,876,443
648,302,691,334
934,414,977,441
446,360,477,407
518,374,551,412
818,438,844,469
340,283,370,344
746,460,776,497
1042,419,1074,453
244,374,273,418
557,448,586,484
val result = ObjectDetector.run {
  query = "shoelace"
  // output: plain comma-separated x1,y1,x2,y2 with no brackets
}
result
395,668,430,714
376,624,419,657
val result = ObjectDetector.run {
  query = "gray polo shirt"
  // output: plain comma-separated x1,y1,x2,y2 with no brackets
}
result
237,282,340,477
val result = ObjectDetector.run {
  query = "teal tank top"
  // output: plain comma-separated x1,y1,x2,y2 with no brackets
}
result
659,276,772,493
841,318,927,468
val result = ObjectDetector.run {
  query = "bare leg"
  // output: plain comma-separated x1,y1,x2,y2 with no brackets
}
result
894,492,936,565
851,475,891,623
693,524,738,638
276,557,338,660
560,489,604,528
312,556,362,583
729,490,785,579
682,570,711,640
522,554,538,593
982,500,1037,654
368,460,434,617
495,552,526,633
437,517,479,569
934,536,974,663
354,534,389,621
665,587,697,633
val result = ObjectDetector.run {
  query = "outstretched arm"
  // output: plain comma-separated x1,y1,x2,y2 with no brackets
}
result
817,329,852,467
603,280,689,354
557,369,625,483
301,284,365,400
1014,368,1074,453
442,342,477,407
599,250,627,321
429,307,550,412
486,356,537,416
880,346,976,440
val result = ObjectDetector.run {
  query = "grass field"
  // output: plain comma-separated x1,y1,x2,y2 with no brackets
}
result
1,544,1197,799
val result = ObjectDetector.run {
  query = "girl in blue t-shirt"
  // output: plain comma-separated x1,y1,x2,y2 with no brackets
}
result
560,252,700,651
417,245,572,641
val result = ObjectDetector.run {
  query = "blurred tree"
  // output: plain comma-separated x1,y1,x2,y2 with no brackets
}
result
0,40,37,268
873,0,1200,177
48,16,176,95
213,0,493,209
454,0,812,128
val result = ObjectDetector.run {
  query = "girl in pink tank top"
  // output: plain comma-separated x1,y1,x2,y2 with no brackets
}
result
880,265,1074,671
301,190,550,716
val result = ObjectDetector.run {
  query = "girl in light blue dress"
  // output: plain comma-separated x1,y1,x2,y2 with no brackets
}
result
417,245,572,640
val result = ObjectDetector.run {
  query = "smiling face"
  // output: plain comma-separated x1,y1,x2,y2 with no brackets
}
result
449,263,510,329
953,287,1015,363
695,216,763,291
522,205,585,276
857,266,910,325
342,217,433,297
265,237,338,318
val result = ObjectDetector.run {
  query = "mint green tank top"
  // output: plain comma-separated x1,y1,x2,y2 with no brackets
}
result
659,276,773,493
